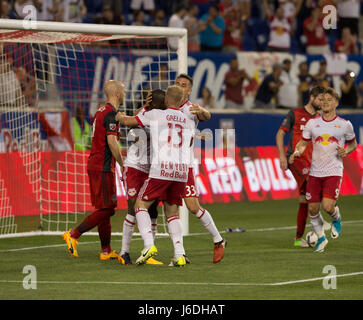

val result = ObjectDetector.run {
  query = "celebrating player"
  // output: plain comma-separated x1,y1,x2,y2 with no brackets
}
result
175,73,226,263
62,80,124,260
276,85,330,247
117,85,192,267
289,87,357,252
118,89,166,266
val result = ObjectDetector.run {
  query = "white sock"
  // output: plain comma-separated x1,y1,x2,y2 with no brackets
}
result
310,212,325,238
135,208,154,249
196,208,223,244
121,214,135,255
151,218,158,239
167,215,185,259
331,206,341,221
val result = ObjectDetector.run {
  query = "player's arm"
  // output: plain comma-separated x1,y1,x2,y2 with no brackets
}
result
115,112,139,127
276,129,288,170
289,139,309,164
190,103,211,121
337,139,357,158
107,134,123,168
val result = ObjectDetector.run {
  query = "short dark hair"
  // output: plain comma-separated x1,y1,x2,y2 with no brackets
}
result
309,85,327,98
150,89,166,110
176,73,193,86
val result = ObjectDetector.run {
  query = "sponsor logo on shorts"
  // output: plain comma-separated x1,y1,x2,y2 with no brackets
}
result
306,192,312,200
128,188,137,197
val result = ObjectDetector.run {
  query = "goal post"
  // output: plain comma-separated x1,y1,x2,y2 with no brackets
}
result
0,19,189,238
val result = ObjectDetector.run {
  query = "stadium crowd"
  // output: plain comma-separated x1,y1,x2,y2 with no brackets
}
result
1,0,363,110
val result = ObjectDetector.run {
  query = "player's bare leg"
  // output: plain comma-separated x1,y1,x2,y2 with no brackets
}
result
184,196,226,263
164,202,186,267
308,202,328,252
133,198,158,265
322,197,341,239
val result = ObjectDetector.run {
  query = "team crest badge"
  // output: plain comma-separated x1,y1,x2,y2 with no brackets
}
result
306,192,312,200
109,123,116,131
302,168,309,175
128,188,137,197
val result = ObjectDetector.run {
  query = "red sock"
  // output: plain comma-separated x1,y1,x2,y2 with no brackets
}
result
71,208,113,241
296,203,308,239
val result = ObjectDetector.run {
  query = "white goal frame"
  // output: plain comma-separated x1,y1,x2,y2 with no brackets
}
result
0,19,189,238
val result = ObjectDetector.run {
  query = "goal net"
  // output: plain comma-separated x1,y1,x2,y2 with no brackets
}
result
0,20,188,238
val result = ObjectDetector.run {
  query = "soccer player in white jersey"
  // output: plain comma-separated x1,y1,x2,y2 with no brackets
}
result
289,87,357,253
117,85,191,267
175,74,226,263
118,90,165,266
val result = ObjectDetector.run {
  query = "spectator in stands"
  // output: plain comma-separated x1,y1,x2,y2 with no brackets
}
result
254,63,283,109
13,0,34,19
56,0,87,23
152,9,166,27
340,70,359,108
222,7,244,53
14,66,36,106
132,10,145,26
337,0,360,36
303,6,330,54
1,0,15,19
97,4,123,25
218,0,234,15
277,58,299,109
263,1,299,52
167,4,187,50
184,4,206,52
224,57,253,109
131,0,155,16
334,27,359,54
278,0,303,19
200,5,226,52
149,63,169,91
196,87,215,109
297,61,314,107
313,60,333,88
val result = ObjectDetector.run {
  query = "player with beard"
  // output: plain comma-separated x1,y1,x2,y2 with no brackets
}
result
276,86,330,247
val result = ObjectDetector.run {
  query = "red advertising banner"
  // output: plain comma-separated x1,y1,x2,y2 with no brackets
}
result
0,146,362,217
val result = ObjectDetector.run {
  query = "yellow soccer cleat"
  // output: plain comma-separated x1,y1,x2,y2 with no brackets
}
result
146,257,164,265
168,255,186,267
135,245,158,265
100,250,118,260
62,230,79,258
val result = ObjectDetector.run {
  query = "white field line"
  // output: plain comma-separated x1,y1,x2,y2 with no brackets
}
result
1,219,363,253
0,272,363,287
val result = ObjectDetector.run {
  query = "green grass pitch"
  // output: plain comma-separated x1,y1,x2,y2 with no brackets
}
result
0,195,362,300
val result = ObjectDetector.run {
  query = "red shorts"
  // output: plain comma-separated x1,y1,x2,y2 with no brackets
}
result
88,170,117,209
288,157,310,195
306,175,342,203
182,168,199,198
123,166,149,200
139,177,186,206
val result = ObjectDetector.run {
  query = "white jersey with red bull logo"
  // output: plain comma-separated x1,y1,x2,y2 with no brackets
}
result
302,115,356,177
180,100,199,168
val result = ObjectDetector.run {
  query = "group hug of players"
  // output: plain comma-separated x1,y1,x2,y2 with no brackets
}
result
62,74,357,264
62,74,226,267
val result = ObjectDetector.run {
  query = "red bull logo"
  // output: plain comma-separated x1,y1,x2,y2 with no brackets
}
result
315,134,339,145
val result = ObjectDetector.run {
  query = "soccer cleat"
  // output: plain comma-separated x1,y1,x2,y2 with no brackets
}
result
62,230,79,258
183,254,191,264
294,238,309,248
323,220,331,231
100,250,118,260
135,245,158,265
331,217,341,239
168,255,186,267
146,257,164,265
118,252,132,265
314,235,328,253
213,239,227,263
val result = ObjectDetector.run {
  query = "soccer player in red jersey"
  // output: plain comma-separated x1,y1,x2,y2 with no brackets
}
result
62,80,124,260
276,85,329,247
